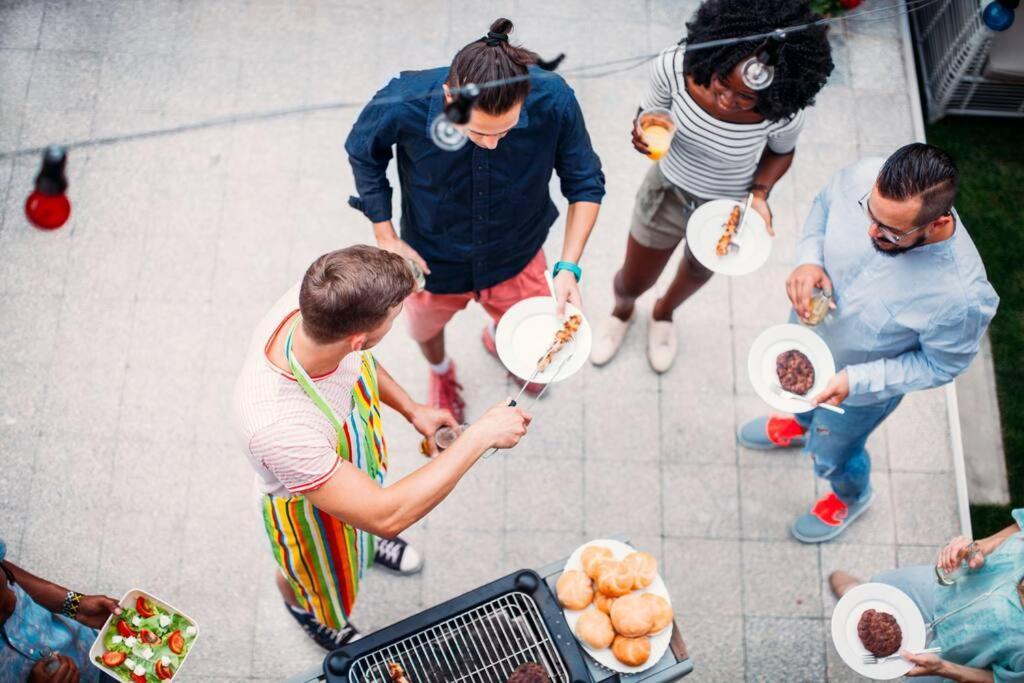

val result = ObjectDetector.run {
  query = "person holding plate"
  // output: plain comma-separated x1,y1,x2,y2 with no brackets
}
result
0,539,122,682
232,246,531,650
829,508,1024,681
589,0,834,372
738,144,998,543
345,18,605,423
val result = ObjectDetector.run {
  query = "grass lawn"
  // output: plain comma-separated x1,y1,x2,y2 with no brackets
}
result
925,116,1024,538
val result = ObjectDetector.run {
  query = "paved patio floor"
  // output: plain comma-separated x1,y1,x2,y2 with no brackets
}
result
0,1,963,681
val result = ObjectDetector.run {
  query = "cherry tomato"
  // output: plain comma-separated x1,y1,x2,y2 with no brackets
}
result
136,596,156,618
168,630,184,655
131,673,147,683
117,620,137,638
140,629,159,644
155,661,174,680
102,651,126,667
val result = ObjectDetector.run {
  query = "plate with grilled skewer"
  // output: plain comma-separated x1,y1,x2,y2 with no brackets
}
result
495,297,592,384
688,198,771,276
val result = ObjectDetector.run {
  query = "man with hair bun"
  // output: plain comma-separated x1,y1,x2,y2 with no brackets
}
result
233,245,531,648
346,18,605,423
738,143,998,543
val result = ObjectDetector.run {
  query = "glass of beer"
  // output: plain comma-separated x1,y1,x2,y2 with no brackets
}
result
638,108,676,161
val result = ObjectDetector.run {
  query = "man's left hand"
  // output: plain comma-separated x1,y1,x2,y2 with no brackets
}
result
553,269,581,318
751,195,774,237
811,369,849,407
75,594,121,630
409,404,460,456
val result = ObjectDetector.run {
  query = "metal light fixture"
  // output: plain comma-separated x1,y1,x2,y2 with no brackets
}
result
430,83,481,151
739,31,785,91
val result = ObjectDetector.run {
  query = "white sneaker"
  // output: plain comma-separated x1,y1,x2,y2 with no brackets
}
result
647,317,677,373
590,312,634,366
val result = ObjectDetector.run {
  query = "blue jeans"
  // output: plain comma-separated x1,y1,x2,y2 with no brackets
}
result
794,395,903,504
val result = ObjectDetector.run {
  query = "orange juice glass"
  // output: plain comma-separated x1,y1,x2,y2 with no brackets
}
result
638,108,676,160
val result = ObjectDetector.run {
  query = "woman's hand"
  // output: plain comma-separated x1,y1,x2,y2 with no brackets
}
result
630,119,650,156
74,594,121,630
902,651,946,677
28,655,80,683
937,536,985,572
751,194,774,236
409,404,460,456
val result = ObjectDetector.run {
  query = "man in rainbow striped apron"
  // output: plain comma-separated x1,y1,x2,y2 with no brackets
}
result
233,245,531,649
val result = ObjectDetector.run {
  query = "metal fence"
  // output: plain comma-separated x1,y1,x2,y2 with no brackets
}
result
910,0,1024,121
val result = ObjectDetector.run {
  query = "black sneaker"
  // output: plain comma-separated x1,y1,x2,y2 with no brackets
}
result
374,536,424,574
284,604,361,651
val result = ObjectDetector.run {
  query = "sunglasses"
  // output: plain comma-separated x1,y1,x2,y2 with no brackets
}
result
858,192,950,244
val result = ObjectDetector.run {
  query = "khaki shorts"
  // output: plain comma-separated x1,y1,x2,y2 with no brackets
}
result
629,164,708,250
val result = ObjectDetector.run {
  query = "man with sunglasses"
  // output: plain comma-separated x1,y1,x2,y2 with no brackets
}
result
738,143,998,543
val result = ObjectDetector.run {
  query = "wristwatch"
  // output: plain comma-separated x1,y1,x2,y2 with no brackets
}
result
552,261,582,282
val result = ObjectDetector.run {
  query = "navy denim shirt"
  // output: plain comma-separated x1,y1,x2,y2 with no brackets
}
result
345,66,605,294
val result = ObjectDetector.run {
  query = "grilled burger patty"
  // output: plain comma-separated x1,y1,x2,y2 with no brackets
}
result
507,663,551,683
776,349,815,395
857,609,902,657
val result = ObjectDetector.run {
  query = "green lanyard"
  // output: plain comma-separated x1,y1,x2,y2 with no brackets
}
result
285,318,345,447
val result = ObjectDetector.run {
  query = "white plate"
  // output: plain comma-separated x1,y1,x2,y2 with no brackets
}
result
495,297,592,384
747,324,836,413
560,539,672,674
831,582,927,680
89,589,199,681
687,199,771,276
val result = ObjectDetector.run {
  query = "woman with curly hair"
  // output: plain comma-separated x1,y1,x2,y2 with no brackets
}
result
590,0,834,372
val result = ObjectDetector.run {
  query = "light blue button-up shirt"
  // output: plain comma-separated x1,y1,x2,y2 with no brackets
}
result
794,159,998,407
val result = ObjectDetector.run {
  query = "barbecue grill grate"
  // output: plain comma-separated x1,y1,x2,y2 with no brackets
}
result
348,592,570,683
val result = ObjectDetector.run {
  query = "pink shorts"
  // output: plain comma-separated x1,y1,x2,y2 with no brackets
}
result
404,250,550,342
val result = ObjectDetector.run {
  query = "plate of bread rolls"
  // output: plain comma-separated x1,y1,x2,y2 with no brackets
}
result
555,539,674,674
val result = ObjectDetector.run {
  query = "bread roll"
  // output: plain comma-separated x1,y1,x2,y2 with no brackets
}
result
581,546,614,580
575,608,615,649
641,593,673,634
610,593,654,637
556,569,594,610
594,592,616,614
612,635,651,667
597,561,635,597
623,551,658,589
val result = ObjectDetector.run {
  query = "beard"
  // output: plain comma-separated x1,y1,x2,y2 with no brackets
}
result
871,232,928,257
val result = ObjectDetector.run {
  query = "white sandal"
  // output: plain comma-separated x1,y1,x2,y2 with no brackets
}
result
647,316,677,373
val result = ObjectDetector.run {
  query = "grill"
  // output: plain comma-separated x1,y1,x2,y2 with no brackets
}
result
349,592,568,683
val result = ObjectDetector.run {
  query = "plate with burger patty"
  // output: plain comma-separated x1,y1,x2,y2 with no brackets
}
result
747,324,836,413
831,582,927,680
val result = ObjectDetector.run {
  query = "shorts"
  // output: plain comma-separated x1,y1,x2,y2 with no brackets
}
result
403,249,550,342
629,163,709,251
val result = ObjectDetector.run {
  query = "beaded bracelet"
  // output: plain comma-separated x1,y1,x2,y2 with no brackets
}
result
60,590,83,619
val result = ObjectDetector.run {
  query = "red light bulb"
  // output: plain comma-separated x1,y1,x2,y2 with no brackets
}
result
25,145,71,230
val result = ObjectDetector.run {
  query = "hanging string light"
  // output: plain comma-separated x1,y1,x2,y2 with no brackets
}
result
429,83,481,151
24,145,71,230
740,31,786,91
982,0,1018,30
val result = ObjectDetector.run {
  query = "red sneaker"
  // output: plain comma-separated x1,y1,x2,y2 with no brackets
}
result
428,362,466,423
737,415,808,450
481,326,544,397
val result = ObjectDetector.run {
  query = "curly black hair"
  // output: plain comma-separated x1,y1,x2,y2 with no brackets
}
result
682,0,834,122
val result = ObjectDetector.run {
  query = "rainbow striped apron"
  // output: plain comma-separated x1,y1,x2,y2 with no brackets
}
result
260,321,388,630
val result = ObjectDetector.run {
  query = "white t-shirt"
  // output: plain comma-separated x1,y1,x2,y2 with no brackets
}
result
232,284,362,498
640,46,805,200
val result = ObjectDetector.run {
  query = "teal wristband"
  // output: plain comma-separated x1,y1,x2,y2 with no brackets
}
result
552,261,582,282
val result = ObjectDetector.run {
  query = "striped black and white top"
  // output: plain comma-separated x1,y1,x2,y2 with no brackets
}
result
640,46,805,200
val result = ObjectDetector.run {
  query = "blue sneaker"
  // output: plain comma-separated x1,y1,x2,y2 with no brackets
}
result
737,415,807,450
791,489,874,544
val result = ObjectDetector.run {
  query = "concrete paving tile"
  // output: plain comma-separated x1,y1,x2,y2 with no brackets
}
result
175,579,257,680
824,31,851,89
28,434,115,516
92,52,172,138
802,87,858,145
0,218,72,295
791,142,862,204
0,289,60,370
662,463,740,539
891,472,961,546
730,264,793,329
765,200,800,267
0,50,33,151
661,322,734,395
195,370,237,443
897,544,939,568
64,228,145,300
236,53,312,113
203,301,267,375
189,438,258,521
19,50,101,148
21,510,103,590
744,616,827,683
848,33,906,92
741,541,821,618
137,233,218,303
0,429,40,535
429,455,506,532
421,529,504,606
212,232,294,314
732,325,764,397
0,2,43,49
252,572,325,680
675,614,744,683
106,0,181,54
505,456,583,533
854,91,915,149
662,388,738,465
819,543,897,618
128,300,210,373
38,0,110,51
739,464,817,541
502,530,586,575
886,388,953,472
349,567,426,634
663,538,742,617
179,512,266,595
584,457,662,537
0,364,49,434
162,55,241,124
117,366,201,441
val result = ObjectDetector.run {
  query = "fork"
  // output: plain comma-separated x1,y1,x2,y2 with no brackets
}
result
862,646,941,665
772,385,846,414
